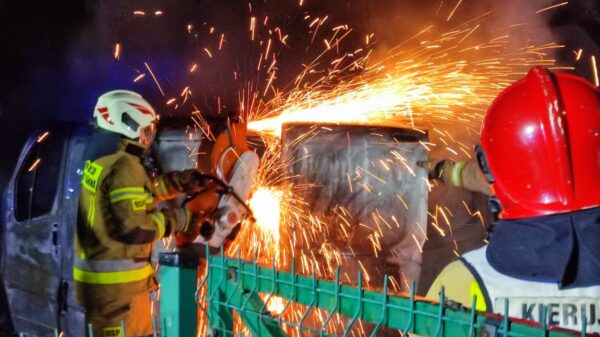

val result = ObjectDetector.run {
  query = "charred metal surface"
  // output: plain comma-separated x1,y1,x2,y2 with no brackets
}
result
281,123,428,289
152,128,201,173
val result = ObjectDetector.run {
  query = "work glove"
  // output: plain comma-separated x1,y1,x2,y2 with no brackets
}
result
417,159,453,181
168,206,208,237
175,169,209,194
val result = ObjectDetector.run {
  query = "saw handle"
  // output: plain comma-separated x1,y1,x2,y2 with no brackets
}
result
183,173,253,215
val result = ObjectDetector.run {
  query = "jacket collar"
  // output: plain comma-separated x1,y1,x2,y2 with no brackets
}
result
118,139,147,158
486,206,600,288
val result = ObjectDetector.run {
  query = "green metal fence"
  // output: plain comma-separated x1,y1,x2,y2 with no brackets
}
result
17,248,591,337
190,247,589,337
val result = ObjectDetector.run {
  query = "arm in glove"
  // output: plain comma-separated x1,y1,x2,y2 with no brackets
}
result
152,169,209,202
418,159,450,181
169,207,208,237
418,159,493,196
104,161,188,243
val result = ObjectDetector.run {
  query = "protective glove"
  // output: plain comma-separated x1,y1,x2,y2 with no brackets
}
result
417,159,453,181
169,206,208,236
176,169,209,194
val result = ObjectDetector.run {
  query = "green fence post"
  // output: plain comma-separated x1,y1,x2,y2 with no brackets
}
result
206,248,235,337
159,252,199,337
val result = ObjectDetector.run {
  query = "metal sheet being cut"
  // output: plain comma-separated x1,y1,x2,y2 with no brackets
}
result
281,123,428,289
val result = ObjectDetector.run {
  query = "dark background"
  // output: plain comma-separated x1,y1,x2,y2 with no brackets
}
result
1,0,599,190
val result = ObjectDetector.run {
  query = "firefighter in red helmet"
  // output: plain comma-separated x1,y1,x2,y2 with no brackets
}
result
427,67,600,333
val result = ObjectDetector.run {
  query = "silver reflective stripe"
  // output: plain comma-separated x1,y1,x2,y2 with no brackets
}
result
74,256,149,272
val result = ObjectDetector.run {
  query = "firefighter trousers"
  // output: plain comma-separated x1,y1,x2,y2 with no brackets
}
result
85,291,154,337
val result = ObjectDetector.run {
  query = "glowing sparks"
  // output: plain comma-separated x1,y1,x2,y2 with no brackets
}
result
133,73,145,82
535,1,568,14
592,56,599,87
189,64,198,73
28,158,41,172
574,48,583,61
219,34,225,50
133,10,145,16
191,3,561,334
113,43,121,60
144,62,165,96
266,296,285,314
264,38,272,60
447,0,464,21
248,187,283,241
36,131,49,143
250,17,256,40
248,27,558,137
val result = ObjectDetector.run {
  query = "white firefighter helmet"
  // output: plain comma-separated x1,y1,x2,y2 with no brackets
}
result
93,90,157,139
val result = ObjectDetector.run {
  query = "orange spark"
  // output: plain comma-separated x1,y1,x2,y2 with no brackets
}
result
536,1,568,14
250,17,256,40
592,56,599,87
144,62,165,96
36,131,49,143
218,34,225,50
113,43,121,60
28,159,41,172
447,0,464,21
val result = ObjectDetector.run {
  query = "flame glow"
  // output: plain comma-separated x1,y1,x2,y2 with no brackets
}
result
248,187,283,242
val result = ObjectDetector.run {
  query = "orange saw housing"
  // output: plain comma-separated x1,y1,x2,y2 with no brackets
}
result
175,121,252,247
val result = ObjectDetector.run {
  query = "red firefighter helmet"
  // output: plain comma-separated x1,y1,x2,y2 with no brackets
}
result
480,66,600,219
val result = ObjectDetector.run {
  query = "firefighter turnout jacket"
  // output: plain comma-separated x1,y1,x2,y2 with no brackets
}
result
428,246,600,333
439,160,493,196
74,139,193,333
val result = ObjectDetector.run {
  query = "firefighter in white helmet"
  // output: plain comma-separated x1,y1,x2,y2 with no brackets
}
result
75,90,206,337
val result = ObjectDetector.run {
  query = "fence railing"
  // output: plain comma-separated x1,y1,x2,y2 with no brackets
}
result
17,248,590,337
190,247,589,337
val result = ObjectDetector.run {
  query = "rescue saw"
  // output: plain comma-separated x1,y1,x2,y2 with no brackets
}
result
175,119,259,248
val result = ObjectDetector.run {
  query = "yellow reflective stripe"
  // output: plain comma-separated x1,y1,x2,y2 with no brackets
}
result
73,264,154,284
82,160,104,192
146,194,154,204
159,177,168,196
469,281,487,311
151,212,166,238
153,177,169,201
109,187,148,203
110,187,145,195
103,327,123,337
450,161,467,187
87,195,96,228
184,208,192,233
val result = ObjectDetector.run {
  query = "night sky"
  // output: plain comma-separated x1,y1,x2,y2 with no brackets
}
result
1,0,599,189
